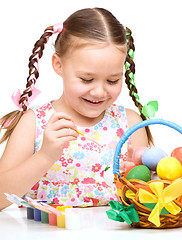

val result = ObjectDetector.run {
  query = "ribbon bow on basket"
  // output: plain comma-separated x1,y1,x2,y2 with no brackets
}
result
107,119,182,229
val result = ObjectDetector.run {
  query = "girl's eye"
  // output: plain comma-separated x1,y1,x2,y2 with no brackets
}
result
80,78,93,83
107,79,120,84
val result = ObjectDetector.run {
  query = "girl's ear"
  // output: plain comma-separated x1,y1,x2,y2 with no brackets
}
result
52,53,63,76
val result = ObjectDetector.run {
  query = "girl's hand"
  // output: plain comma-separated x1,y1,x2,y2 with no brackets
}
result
119,145,135,171
39,112,79,163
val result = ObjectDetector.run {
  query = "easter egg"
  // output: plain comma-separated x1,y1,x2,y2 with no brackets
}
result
171,147,182,164
142,147,168,171
157,157,182,180
103,164,115,188
126,165,151,182
133,147,148,165
124,165,135,178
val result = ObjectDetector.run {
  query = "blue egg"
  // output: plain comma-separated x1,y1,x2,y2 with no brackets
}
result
142,147,168,171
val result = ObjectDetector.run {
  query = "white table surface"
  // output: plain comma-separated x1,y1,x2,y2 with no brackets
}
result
1,204,182,240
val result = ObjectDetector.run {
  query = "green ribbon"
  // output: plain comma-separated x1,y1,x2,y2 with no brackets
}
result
141,101,158,119
125,61,131,71
106,200,140,225
143,203,169,215
128,49,134,60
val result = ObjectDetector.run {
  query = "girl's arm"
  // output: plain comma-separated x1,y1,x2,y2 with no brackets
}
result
125,108,149,150
0,110,78,210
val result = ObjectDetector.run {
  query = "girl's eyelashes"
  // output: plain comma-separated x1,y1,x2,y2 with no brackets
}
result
80,77,94,83
107,79,120,84
80,78,121,84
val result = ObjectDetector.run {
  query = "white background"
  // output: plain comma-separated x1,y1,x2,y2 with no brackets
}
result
0,0,182,156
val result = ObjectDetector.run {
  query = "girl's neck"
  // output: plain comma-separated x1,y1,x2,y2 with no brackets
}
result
51,97,106,127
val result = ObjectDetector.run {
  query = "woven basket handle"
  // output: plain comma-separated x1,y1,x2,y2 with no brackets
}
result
113,118,182,176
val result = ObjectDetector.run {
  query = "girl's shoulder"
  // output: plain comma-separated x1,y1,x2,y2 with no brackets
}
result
125,108,143,128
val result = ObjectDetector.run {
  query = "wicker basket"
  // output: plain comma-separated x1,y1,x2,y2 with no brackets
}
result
113,119,182,229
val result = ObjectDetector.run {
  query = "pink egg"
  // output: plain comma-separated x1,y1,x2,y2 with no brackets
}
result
133,147,148,165
171,147,182,164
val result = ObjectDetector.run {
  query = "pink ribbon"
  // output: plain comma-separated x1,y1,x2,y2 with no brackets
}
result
45,23,63,34
10,23,62,112
11,87,41,111
53,22,63,34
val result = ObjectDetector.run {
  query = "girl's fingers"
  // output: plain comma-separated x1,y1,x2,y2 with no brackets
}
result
127,145,134,162
55,128,79,139
53,118,77,131
48,112,73,125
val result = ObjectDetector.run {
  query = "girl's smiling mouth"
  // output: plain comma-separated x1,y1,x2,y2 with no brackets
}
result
82,98,105,105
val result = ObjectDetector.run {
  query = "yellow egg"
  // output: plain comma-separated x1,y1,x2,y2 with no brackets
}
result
157,157,182,180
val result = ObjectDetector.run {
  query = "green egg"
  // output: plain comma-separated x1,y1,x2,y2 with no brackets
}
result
126,165,151,182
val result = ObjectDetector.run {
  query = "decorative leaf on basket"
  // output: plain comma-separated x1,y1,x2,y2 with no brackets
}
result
106,200,140,225
138,178,182,227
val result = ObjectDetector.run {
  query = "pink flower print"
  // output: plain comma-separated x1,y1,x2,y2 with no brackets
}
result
98,186,103,191
31,182,39,190
102,182,108,188
37,110,46,119
42,180,50,186
52,197,60,204
40,105,47,111
75,161,87,171
76,188,82,198
83,197,91,203
110,110,115,117
62,162,68,167
41,125,46,130
63,169,71,175
76,163,81,168
81,177,96,184
103,127,107,131
85,128,90,133
41,119,46,124
84,185,94,193
108,140,118,149
116,128,124,138
67,158,73,164
92,163,102,172
120,152,127,162
100,170,104,177
72,178,80,185
37,191,47,200
81,137,86,141
59,156,66,162
47,103,53,110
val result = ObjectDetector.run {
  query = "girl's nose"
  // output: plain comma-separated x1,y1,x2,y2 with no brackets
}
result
90,83,107,98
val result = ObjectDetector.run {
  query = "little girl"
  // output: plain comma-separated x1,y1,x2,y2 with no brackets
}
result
0,8,153,210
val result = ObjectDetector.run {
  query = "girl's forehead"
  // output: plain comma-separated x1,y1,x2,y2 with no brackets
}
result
59,35,127,59
61,41,127,62
61,43,126,77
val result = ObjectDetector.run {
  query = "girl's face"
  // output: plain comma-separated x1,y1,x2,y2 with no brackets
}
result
54,43,126,125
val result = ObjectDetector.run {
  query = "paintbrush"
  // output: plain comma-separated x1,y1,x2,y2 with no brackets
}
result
76,129,104,147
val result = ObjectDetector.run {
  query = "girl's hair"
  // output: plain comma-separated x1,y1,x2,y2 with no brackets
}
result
0,7,153,145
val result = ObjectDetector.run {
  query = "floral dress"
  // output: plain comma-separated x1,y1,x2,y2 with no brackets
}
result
25,102,129,207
